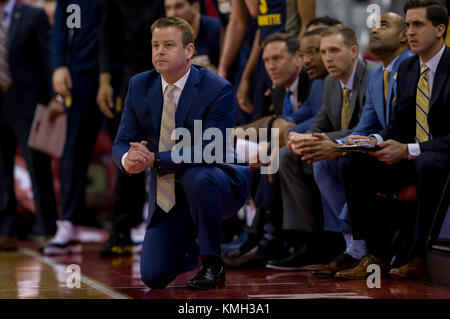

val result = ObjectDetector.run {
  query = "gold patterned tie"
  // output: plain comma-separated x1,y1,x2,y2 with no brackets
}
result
0,11,11,91
416,65,430,143
341,88,351,129
383,70,390,104
157,85,177,213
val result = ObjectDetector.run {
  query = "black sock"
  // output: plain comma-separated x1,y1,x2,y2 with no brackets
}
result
201,255,222,265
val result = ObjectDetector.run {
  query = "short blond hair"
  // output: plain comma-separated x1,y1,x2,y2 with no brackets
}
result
151,17,194,47
322,24,359,48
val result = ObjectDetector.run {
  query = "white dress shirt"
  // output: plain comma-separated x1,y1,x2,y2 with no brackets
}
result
121,68,191,169
340,60,358,92
2,0,15,28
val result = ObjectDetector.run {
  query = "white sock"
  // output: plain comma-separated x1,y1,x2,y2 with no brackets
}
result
343,233,353,250
345,239,367,260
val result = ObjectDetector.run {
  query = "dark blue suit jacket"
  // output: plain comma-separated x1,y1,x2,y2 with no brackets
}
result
112,65,251,224
195,15,221,67
385,46,450,154
51,0,103,72
287,79,324,133
7,3,51,119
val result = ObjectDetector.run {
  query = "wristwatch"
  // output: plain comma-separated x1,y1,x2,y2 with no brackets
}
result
153,152,161,169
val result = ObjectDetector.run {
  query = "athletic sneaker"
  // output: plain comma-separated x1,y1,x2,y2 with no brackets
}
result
43,220,82,255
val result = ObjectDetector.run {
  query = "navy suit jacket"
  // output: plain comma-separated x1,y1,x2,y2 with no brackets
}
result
351,49,414,137
384,46,450,154
288,79,324,133
51,0,103,72
6,3,51,118
112,65,251,224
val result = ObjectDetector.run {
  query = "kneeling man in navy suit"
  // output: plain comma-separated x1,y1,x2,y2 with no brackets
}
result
112,17,251,290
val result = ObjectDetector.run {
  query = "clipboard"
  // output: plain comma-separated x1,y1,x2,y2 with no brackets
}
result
335,144,381,153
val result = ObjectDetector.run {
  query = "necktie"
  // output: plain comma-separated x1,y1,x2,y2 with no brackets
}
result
416,64,430,143
157,85,177,213
383,70,390,104
341,88,351,129
0,10,11,91
282,90,292,117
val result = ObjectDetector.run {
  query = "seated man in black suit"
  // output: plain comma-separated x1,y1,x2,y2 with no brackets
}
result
337,0,450,280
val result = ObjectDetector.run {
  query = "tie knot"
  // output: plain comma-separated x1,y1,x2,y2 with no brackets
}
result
384,70,390,79
285,90,292,99
420,64,429,75
164,84,176,98
343,88,351,97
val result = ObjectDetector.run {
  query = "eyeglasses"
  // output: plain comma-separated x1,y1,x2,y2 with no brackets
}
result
299,48,320,58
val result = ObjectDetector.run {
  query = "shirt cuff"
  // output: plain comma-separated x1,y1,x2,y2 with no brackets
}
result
370,134,383,143
121,152,128,170
407,143,421,160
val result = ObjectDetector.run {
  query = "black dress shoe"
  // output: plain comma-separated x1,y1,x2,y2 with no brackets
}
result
224,245,282,268
266,244,333,271
186,259,226,290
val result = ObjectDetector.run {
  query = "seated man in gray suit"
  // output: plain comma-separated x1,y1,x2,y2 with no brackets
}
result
267,24,378,270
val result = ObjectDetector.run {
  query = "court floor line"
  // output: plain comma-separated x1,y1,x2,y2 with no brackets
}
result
20,248,130,299
166,282,303,288
248,292,373,299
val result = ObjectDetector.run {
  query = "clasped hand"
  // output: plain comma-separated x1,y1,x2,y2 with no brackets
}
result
288,132,340,164
124,141,154,174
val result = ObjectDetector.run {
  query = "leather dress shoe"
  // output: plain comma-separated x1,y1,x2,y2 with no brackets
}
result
266,244,332,271
389,257,427,281
335,254,387,280
186,259,226,290
312,253,360,278
224,246,278,268
0,236,18,251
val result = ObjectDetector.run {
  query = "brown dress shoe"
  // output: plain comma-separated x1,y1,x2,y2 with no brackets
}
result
389,257,427,281
312,253,360,278
335,254,387,280
0,236,18,251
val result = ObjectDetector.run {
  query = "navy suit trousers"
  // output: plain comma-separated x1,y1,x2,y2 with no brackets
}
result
0,89,57,237
339,151,450,256
59,70,103,223
140,166,245,289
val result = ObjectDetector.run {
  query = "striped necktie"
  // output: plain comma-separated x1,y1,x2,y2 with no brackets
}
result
416,65,430,143
157,84,177,213
383,70,390,104
0,10,11,91
341,88,351,129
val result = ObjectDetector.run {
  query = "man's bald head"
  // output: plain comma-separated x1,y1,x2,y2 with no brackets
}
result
369,12,409,62
385,12,407,31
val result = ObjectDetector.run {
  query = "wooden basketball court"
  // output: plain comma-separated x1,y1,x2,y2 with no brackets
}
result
1,236,450,299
